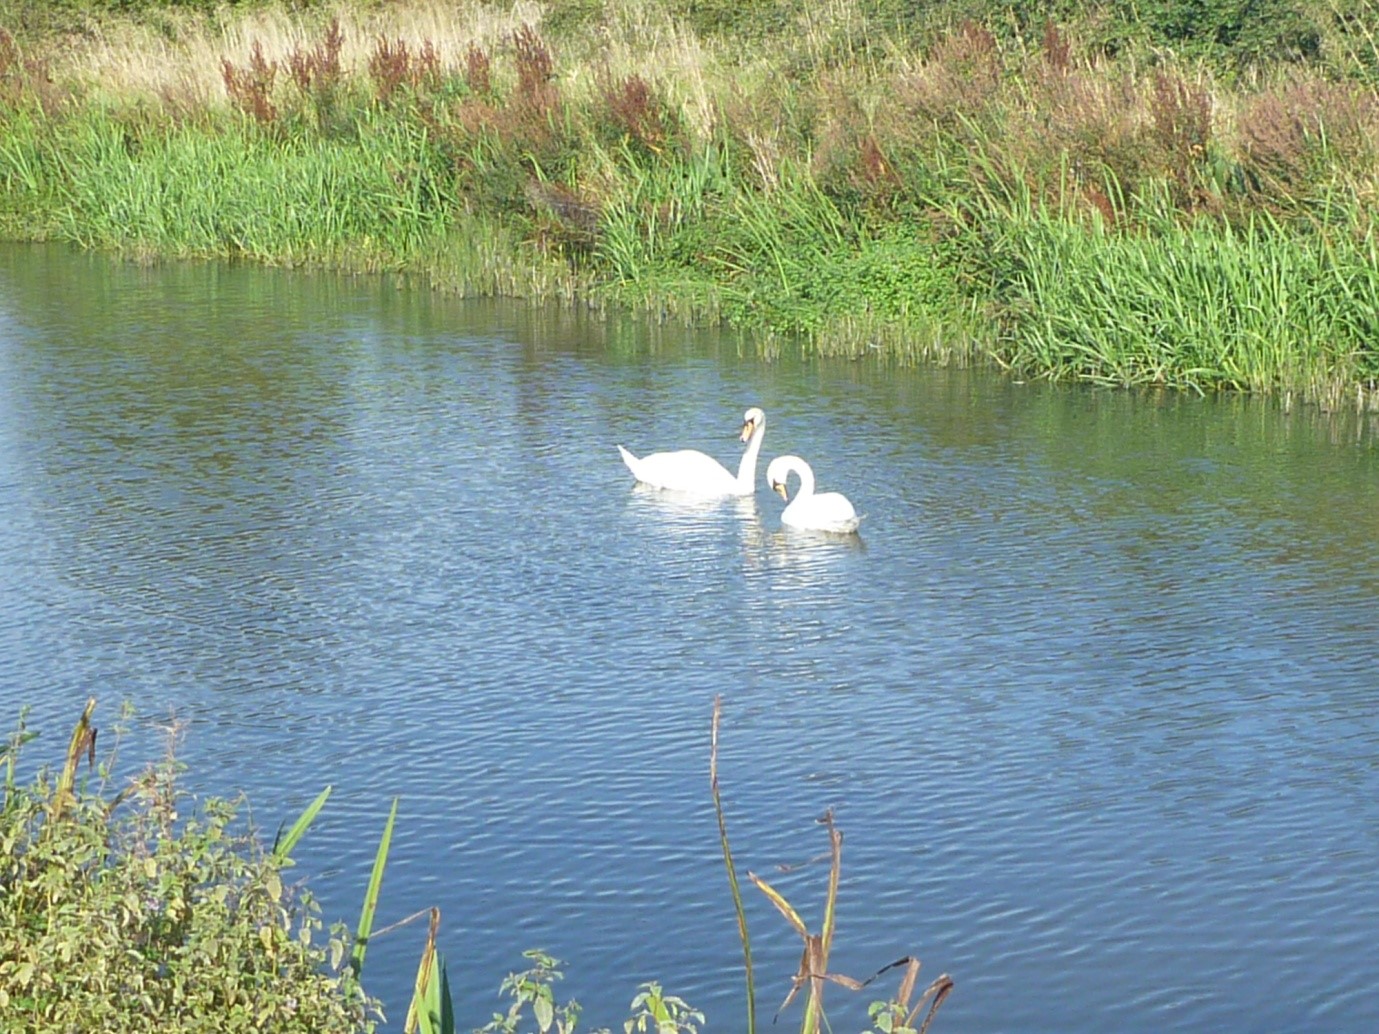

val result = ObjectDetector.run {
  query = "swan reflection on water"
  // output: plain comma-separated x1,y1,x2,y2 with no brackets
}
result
749,523,867,557
624,480,762,536
740,511,867,591
622,474,865,595
625,478,865,559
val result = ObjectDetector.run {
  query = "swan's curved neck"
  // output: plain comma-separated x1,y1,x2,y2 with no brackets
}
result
735,422,766,492
791,460,816,500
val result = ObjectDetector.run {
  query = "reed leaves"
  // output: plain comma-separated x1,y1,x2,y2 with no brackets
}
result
272,784,332,861
982,204,1379,393
350,795,399,980
50,696,95,823
405,907,454,1034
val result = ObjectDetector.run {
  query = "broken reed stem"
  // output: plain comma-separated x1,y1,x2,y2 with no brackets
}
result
915,973,955,1034
711,694,756,1034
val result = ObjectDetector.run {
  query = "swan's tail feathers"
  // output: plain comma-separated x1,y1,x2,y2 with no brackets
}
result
617,445,640,477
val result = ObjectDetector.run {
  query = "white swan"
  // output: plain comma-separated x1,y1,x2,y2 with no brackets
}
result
767,455,862,533
617,407,766,497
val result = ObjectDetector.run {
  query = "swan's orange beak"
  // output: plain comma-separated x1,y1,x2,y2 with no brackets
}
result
772,481,789,501
738,418,756,442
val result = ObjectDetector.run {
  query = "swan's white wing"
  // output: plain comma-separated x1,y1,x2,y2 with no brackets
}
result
618,407,764,497
618,446,739,496
782,490,861,533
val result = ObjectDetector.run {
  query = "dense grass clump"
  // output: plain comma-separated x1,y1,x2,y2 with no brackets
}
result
4,108,452,262
963,184,1379,392
3,1,1379,403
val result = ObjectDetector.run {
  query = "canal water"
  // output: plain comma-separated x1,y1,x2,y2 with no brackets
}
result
3,243,1378,1032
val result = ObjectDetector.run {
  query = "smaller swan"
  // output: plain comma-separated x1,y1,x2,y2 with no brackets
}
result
767,455,862,533
618,407,766,497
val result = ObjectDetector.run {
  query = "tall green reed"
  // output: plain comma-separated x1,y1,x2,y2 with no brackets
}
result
25,106,453,264
970,186,1379,394
593,141,735,316
710,695,756,1034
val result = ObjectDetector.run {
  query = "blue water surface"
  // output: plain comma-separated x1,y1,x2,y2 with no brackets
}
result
3,244,1379,1032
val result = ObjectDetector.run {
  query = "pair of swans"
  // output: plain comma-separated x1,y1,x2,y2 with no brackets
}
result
617,406,862,533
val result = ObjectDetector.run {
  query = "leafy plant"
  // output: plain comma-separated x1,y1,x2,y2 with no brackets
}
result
0,700,380,1032
864,958,955,1034
624,982,704,1034
477,950,583,1034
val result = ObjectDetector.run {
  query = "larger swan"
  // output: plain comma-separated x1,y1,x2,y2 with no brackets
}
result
767,455,862,533
617,407,766,497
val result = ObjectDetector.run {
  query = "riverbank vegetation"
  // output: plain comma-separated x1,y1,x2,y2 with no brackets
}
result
1,1,1378,403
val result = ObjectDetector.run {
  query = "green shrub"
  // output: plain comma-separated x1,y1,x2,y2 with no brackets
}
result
0,708,379,1032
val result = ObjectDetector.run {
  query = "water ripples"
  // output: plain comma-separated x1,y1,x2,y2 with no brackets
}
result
2,247,1379,1031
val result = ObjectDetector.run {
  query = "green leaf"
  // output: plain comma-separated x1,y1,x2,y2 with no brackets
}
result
350,796,398,980
534,995,555,1032
272,785,332,860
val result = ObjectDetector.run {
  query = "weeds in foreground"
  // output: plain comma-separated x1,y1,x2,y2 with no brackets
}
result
475,950,585,1034
712,697,953,1034
5,697,952,1033
0,701,380,1032
747,813,951,1034
402,696,953,1033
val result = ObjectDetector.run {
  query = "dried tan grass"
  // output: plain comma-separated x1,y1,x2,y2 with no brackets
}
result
54,0,729,138
892,20,1005,126
57,0,547,108
559,0,724,141
1239,71,1379,185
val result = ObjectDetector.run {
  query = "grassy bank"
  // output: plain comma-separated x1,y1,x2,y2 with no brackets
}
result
2,1,1379,403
